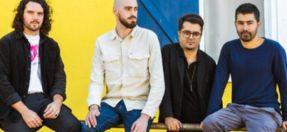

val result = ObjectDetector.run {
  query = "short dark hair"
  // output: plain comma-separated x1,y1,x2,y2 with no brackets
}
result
178,14,204,32
235,3,260,22
12,0,52,35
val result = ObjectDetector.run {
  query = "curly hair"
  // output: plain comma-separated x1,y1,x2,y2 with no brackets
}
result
12,0,52,35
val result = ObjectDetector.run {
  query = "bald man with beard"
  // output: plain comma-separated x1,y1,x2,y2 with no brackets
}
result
82,0,165,132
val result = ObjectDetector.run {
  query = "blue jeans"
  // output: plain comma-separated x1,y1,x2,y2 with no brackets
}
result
82,100,152,132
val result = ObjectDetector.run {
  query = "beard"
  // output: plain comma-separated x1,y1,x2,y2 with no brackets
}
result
184,45,198,51
181,42,199,51
24,21,41,32
119,14,137,29
238,30,257,42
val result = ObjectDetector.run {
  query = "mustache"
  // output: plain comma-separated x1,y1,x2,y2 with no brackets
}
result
30,20,40,24
128,16,137,19
241,31,250,34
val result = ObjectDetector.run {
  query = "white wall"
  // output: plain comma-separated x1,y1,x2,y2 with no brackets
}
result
201,0,287,62
203,0,265,62
265,0,287,50
277,0,287,49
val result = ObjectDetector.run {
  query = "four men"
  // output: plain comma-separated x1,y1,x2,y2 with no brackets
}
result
0,0,81,131
1,0,286,132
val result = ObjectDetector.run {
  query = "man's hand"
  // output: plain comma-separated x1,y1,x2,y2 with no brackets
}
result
21,108,43,128
200,121,203,128
85,104,100,128
43,101,62,119
43,94,63,119
282,121,287,131
12,101,43,128
131,113,150,132
164,117,182,131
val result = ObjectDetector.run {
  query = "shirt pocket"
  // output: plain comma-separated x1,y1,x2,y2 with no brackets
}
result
128,53,150,77
102,55,120,81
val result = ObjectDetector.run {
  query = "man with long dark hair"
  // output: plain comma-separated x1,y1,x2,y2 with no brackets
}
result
0,0,81,131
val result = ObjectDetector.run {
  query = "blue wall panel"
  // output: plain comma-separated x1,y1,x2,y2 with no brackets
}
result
137,0,199,47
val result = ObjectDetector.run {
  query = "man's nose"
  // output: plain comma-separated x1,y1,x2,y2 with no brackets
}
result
243,24,248,31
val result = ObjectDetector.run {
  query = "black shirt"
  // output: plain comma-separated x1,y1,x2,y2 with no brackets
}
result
179,60,202,123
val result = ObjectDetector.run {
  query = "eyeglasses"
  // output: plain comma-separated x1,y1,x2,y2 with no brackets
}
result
181,30,202,38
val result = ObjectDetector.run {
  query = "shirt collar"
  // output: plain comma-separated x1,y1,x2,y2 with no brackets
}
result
109,26,138,40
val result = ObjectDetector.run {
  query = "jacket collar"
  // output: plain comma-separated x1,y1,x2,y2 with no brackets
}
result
14,30,26,40
14,30,48,44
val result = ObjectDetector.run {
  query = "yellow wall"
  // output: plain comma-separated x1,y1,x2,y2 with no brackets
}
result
0,1,232,132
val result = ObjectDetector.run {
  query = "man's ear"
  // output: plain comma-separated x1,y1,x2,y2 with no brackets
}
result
257,21,262,27
113,7,118,16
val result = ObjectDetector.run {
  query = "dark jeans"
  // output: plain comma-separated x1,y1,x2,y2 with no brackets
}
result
0,93,81,132
82,100,152,132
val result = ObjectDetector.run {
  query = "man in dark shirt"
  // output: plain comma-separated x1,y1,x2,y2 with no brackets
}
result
159,14,216,132
0,0,81,131
203,3,287,132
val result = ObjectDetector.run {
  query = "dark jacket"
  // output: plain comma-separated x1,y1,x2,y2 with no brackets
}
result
159,44,216,122
0,31,66,121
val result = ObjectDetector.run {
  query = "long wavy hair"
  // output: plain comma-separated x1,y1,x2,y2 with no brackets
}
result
12,0,52,35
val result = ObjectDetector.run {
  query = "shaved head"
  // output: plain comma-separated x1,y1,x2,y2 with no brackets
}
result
114,0,124,9
113,0,138,29
114,0,137,9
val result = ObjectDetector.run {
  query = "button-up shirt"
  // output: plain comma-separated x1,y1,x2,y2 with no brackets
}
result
87,26,165,117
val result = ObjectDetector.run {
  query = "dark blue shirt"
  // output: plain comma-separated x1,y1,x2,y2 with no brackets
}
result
207,38,287,121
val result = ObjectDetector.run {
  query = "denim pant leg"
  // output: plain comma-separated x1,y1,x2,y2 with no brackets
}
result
121,109,152,132
116,100,152,132
82,102,121,132
122,109,141,132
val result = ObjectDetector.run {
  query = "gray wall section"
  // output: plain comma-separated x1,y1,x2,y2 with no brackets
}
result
204,0,265,62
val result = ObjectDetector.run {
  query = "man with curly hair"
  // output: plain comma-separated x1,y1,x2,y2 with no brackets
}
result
0,0,81,131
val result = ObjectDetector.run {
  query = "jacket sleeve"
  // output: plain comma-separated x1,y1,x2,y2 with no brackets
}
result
50,41,66,100
206,58,216,100
159,46,173,121
0,37,22,106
